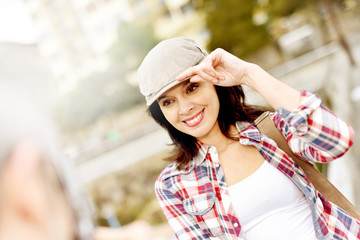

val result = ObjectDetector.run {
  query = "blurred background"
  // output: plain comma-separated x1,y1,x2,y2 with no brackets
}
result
1,0,360,239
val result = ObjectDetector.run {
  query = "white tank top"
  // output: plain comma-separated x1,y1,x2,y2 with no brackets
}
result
228,161,317,240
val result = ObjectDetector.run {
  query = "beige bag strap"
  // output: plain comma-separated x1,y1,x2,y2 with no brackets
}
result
254,111,360,220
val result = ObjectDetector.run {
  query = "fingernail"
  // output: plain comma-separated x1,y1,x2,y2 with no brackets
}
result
218,76,224,80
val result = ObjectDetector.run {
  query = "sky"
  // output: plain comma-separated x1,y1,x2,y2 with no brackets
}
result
0,0,37,44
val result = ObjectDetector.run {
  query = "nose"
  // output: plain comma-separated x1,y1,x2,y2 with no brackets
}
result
178,98,194,115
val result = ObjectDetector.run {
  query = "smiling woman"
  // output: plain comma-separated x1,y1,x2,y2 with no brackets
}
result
157,80,220,141
137,37,359,240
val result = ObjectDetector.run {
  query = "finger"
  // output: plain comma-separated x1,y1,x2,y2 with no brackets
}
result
204,68,224,81
202,55,221,78
189,73,220,85
176,53,217,81
190,76,220,85
202,52,227,81
176,55,224,82
202,64,218,79
197,67,221,83
189,75,207,83
176,67,197,82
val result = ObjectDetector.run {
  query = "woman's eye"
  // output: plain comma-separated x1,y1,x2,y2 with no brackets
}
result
186,84,199,93
162,99,173,106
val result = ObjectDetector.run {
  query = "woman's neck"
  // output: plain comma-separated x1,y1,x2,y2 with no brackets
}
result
198,124,238,153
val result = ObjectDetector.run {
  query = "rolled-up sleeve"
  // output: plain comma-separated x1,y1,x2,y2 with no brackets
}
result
271,90,354,163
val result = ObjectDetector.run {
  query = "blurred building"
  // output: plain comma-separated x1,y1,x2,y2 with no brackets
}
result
0,42,56,109
23,0,206,94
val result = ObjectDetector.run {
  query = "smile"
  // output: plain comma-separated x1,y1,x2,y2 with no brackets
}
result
183,109,204,127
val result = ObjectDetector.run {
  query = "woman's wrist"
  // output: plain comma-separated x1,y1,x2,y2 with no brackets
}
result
241,63,267,89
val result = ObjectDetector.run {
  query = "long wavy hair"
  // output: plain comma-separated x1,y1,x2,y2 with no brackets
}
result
148,85,267,168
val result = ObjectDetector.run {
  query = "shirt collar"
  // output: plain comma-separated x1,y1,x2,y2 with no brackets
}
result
193,122,262,166
162,122,262,179
193,122,262,163
236,121,262,142
193,141,209,166
162,142,209,179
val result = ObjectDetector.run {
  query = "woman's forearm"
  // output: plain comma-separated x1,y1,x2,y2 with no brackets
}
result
244,64,301,111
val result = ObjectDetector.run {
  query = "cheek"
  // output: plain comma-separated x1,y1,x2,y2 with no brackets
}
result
200,84,219,104
202,90,220,110
161,108,178,126
209,99,220,119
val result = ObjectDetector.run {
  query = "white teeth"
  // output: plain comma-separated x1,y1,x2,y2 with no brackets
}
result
185,113,202,125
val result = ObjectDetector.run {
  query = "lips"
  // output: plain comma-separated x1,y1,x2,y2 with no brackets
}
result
183,109,204,127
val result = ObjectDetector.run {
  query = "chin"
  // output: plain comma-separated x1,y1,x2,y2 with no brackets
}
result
188,126,211,139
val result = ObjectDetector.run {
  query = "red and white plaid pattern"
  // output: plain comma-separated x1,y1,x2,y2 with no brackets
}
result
155,91,359,239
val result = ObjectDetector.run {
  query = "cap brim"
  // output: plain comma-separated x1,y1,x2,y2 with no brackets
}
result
146,78,190,106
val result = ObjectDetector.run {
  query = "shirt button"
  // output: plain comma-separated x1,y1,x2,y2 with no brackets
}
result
215,163,220,168
278,109,283,115
317,229,321,233
208,146,216,154
234,222,239,228
240,138,249,144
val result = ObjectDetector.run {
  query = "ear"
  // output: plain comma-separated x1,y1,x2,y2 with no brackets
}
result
3,141,46,223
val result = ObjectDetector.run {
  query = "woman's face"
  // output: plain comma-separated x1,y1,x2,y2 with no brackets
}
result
158,80,220,141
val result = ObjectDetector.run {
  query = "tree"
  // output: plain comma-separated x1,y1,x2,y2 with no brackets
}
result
267,0,307,18
197,0,269,57
195,0,311,58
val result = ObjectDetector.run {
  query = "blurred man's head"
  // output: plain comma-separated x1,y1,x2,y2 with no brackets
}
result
0,87,93,240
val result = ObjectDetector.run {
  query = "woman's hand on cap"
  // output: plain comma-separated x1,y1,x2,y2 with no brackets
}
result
176,48,249,87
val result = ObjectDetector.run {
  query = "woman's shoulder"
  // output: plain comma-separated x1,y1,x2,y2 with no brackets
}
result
154,162,191,196
156,161,190,183
235,120,252,132
157,162,178,181
155,155,201,191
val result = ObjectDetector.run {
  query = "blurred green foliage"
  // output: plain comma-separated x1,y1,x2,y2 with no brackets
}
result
196,0,270,57
195,0,316,57
267,0,308,17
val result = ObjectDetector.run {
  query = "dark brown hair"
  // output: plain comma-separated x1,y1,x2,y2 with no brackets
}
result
148,85,267,168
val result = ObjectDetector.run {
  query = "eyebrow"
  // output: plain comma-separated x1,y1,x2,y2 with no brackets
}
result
157,80,191,101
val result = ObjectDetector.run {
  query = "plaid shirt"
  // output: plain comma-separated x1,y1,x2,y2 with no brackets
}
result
155,91,359,240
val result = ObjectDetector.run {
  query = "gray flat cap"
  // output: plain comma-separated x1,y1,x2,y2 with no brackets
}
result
138,37,208,106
